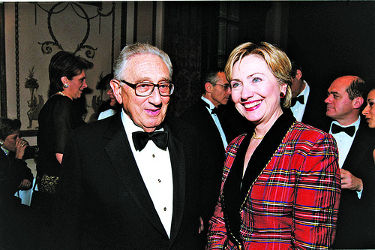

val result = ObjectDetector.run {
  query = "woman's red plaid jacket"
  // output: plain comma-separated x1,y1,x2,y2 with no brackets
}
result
207,115,341,250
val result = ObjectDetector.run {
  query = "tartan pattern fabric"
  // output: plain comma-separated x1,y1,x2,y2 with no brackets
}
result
207,122,341,249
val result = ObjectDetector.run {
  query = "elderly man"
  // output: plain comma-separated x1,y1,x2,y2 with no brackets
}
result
48,43,204,249
324,75,375,248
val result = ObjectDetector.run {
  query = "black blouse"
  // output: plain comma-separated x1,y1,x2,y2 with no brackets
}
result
37,95,85,177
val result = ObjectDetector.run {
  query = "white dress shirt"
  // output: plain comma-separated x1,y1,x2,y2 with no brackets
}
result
201,96,228,149
329,116,361,198
290,80,310,122
121,110,173,237
98,109,117,120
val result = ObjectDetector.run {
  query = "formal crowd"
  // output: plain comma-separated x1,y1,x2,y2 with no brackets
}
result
1,41,375,249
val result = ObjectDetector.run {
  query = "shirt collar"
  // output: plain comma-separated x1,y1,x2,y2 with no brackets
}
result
297,80,310,103
201,96,215,110
1,146,9,156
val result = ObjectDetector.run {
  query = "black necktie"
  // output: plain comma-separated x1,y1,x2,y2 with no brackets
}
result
291,95,305,107
132,131,168,151
331,123,355,137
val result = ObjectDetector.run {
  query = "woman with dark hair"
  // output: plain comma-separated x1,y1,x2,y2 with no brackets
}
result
34,51,92,206
207,42,341,249
362,86,375,162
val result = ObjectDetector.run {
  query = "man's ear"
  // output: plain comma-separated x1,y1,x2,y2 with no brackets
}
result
110,80,123,104
295,69,303,81
352,96,364,109
205,82,213,93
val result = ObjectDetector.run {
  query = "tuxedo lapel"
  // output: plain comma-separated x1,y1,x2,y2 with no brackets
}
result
103,115,168,237
198,100,225,148
164,122,186,241
342,120,369,172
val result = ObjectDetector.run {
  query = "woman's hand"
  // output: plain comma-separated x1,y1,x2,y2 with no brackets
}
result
15,138,28,159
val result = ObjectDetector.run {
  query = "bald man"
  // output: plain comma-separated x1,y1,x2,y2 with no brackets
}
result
324,75,375,248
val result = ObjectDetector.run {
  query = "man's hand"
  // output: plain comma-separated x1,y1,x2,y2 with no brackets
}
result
15,138,28,160
198,217,204,234
341,169,363,191
19,178,32,190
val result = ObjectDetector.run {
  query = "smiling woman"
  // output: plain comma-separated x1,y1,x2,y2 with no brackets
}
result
207,42,341,249
32,51,92,212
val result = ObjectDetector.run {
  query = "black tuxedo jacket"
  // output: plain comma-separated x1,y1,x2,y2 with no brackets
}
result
294,84,327,128
48,114,204,249
0,150,33,205
180,100,227,223
321,118,375,248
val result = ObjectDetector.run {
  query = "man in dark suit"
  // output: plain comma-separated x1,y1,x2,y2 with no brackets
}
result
324,75,375,248
290,61,326,127
0,118,35,249
49,43,204,249
180,71,231,228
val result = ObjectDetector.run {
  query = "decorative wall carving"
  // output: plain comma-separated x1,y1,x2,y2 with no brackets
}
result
5,2,120,133
34,3,115,59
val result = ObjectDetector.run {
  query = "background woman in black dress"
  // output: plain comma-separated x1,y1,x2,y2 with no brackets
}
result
33,51,92,209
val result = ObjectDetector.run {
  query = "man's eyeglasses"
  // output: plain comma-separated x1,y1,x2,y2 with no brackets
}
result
119,80,174,97
214,83,231,91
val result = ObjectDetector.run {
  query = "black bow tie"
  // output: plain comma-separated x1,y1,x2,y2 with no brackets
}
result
331,123,355,137
132,131,168,151
203,101,218,114
211,107,218,114
291,95,305,107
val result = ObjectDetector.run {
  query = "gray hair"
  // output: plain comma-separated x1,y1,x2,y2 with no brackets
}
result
346,77,366,100
113,43,173,80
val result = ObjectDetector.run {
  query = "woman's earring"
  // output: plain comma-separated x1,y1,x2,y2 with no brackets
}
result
63,83,69,88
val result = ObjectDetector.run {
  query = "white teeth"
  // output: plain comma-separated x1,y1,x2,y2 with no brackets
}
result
244,101,261,108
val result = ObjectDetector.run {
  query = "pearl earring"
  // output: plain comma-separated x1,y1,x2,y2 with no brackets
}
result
63,83,69,88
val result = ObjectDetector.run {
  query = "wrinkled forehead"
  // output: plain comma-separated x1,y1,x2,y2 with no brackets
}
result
330,78,352,93
123,53,171,80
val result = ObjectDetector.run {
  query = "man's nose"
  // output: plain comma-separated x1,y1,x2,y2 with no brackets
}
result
148,86,162,105
324,95,331,103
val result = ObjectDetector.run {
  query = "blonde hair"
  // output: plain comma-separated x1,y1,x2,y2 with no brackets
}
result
225,42,292,108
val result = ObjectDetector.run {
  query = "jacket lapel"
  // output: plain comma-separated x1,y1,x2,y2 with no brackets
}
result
342,120,369,171
164,122,186,241
104,114,168,237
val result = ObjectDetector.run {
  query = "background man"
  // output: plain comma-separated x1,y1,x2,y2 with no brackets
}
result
324,75,375,248
181,71,232,230
48,43,204,249
290,61,325,127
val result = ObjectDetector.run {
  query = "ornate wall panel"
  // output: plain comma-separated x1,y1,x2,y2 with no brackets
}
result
4,2,122,133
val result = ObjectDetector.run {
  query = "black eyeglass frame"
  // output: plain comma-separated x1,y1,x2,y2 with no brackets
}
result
119,80,174,97
213,83,231,91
